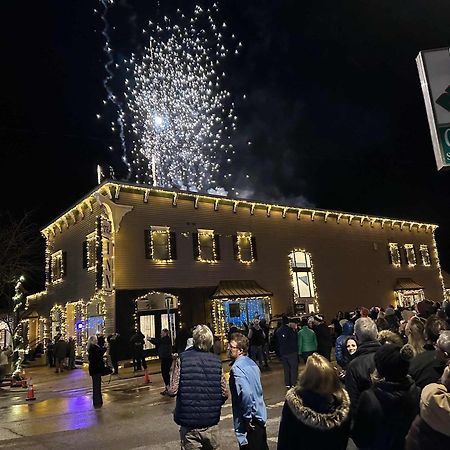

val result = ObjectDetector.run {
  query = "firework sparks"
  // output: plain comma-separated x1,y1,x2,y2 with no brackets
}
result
123,3,239,191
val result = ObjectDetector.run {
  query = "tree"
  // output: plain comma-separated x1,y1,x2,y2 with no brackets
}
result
0,212,43,374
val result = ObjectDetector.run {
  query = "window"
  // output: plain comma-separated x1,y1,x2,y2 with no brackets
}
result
234,232,256,264
83,232,96,270
51,250,65,283
388,243,401,267
289,250,316,299
419,244,431,266
145,226,176,261
404,244,416,267
194,229,220,262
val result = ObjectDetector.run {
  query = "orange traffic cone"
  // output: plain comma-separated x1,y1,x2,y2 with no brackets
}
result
143,369,151,384
25,378,36,401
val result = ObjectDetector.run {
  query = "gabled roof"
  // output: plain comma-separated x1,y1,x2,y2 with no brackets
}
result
211,280,273,299
394,278,424,290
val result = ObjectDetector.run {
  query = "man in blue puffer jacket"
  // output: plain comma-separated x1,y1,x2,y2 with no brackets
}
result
167,325,228,449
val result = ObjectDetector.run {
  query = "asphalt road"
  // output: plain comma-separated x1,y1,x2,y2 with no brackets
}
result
0,357,288,449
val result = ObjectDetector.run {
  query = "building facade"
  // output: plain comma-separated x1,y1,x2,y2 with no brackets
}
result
26,181,446,359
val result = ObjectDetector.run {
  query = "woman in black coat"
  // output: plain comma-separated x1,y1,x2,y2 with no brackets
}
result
277,353,351,450
87,335,106,409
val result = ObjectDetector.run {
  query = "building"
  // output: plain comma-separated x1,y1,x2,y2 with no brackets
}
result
26,180,446,359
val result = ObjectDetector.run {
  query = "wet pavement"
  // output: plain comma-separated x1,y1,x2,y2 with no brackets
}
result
0,356,288,449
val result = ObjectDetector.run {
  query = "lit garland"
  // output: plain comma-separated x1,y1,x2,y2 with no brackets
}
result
237,232,254,264
431,229,447,301
50,305,67,338
419,244,431,266
389,243,401,267
86,231,97,271
394,289,424,308
150,227,173,262
404,244,417,267
197,229,217,263
50,250,64,284
288,249,320,314
66,300,88,357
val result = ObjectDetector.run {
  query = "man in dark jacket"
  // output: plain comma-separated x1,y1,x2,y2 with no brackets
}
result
167,325,228,449
149,328,173,394
130,330,147,372
312,314,332,360
345,317,381,416
275,315,298,388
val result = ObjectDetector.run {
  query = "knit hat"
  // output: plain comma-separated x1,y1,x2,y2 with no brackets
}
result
374,343,414,382
313,314,324,322
385,307,395,316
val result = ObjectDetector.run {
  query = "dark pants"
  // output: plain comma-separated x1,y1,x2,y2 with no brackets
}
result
161,357,172,386
280,352,298,387
239,421,269,450
133,352,147,371
301,351,314,363
92,374,103,408
110,355,119,374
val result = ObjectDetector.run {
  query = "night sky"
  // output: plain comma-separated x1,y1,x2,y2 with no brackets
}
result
1,1,450,273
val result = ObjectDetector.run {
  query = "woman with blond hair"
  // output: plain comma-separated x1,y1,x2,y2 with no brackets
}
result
277,353,351,449
405,316,426,356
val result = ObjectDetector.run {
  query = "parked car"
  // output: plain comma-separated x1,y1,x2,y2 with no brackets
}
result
268,315,309,353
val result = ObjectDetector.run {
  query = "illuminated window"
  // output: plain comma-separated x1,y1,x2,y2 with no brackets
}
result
51,250,65,283
234,232,256,264
388,243,401,267
289,250,316,298
194,229,220,262
145,226,176,261
404,244,416,267
83,232,96,270
419,245,431,266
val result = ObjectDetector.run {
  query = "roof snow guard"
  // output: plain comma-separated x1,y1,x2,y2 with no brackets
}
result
394,278,424,290
211,280,273,299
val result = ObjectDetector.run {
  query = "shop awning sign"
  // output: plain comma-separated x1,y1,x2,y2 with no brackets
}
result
416,47,450,170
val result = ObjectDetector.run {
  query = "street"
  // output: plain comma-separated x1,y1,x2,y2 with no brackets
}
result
0,358,288,449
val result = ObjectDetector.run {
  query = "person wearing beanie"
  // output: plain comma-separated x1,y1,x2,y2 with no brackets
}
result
352,344,420,450
405,362,450,450
385,307,400,332
312,314,332,361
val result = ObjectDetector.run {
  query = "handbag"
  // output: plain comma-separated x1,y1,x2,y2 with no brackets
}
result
101,357,113,376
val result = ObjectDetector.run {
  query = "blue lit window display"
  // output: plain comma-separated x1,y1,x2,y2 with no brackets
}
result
224,297,269,329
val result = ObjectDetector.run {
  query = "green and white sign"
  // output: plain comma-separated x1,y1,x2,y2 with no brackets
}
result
416,47,450,171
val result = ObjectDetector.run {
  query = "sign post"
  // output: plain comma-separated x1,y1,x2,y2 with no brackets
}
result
416,47,450,171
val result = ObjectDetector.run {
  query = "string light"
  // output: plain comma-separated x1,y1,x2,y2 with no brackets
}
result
237,232,254,264
389,243,401,267
197,229,218,263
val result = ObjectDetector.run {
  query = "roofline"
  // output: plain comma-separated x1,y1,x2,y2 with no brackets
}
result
41,179,439,235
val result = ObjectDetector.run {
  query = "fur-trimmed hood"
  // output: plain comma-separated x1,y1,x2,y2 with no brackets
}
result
285,388,351,430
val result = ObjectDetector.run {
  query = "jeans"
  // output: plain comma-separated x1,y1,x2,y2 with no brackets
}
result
180,424,220,450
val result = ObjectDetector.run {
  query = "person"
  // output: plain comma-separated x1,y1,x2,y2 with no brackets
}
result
0,346,12,384
297,317,318,363
405,316,426,356
87,335,106,409
259,318,270,369
275,315,298,388
409,316,449,389
166,325,228,449
247,318,265,369
312,314,332,361
377,329,404,346
149,328,173,394
335,321,355,368
345,317,381,416
277,353,351,450
405,362,450,449
54,335,67,373
130,329,147,372
47,339,55,367
107,332,120,375
352,344,420,450
67,336,76,369
228,332,268,450
384,307,400,332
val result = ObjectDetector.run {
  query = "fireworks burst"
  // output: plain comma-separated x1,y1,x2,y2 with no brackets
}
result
98,2,241,192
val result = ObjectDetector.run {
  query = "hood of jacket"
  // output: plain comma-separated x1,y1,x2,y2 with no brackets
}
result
420,383,450,437
285,388,350,431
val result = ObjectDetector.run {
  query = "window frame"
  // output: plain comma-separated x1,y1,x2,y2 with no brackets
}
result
51,249,64,284
288,250,316,300
237,231,254,264
419,244,431,267
404,244,417,267
388,243,401,267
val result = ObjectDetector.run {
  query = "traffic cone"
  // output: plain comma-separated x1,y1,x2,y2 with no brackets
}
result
143,369,151,384
25,377,36,401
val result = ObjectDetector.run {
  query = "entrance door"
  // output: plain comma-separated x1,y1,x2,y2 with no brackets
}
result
139,311,177,353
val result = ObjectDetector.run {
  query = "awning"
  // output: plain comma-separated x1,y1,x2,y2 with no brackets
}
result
211,280,273,299
394,278,424,291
